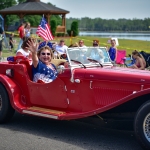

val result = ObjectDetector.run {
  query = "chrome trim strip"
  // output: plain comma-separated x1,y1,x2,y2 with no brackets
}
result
141,85,144,90
65,85,67,91
22,110,58,119
90,81,93,89
67,98,70,105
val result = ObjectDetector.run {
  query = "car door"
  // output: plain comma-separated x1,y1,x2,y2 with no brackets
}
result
27,77,68,109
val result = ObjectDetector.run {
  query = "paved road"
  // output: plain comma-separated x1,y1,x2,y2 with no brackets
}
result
0,112,142,150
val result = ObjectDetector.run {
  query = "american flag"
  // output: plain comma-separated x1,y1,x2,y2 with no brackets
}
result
36,16,53,41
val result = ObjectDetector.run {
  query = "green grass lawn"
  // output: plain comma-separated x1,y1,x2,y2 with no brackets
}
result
2,36,150,58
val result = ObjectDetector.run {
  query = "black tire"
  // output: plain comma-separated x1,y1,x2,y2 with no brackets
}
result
0,83,15,123
134,100,150,150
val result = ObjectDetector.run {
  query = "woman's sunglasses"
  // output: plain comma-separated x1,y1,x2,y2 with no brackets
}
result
41,52,51,56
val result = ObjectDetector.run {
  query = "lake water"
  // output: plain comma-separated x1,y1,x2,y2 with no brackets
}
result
79,31,150,41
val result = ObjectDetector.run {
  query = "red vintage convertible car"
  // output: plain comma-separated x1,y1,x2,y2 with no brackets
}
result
0,47,150,149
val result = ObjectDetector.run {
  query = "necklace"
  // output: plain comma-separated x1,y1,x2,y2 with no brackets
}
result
47,63,55,70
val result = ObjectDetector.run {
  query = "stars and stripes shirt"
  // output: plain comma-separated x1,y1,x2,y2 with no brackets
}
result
32,60,58,83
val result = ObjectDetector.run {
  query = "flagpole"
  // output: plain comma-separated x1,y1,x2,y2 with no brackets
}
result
43,14,47,43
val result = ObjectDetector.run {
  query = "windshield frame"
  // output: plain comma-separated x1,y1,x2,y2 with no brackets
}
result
66,47,112,68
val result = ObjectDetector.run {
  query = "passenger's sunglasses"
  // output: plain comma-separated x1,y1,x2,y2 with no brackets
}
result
41,52,51,56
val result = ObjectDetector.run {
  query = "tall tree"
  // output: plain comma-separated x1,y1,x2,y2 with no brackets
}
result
71,21,79,36
17,0,26,4
0,0,17,28
47,2,53,6
0,0,17,10
50,20,57,36
67,17,150,31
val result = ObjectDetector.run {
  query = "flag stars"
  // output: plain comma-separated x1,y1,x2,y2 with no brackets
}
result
36,16,54,41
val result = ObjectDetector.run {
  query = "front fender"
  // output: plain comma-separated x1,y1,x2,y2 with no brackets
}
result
78,88,150,118
0,74,23,113
125,88,150,100
98,88,150,114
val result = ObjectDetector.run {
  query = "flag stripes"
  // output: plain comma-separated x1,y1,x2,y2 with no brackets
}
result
36,16,53,41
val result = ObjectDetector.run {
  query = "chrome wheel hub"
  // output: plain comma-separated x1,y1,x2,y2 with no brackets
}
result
143,113,150,142
0,95,2,111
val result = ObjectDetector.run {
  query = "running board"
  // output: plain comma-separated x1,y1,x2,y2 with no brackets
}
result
22,106,66,119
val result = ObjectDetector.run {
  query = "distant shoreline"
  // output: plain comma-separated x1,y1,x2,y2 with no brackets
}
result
79,31,150,41
79,31,150,33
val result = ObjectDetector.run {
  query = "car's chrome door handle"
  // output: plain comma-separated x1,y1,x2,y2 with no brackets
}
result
90,81,93,89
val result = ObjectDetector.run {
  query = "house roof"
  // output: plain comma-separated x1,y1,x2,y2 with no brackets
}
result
0,0,69,15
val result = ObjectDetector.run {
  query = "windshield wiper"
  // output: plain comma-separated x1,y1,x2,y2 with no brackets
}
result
71,59,86,68
87,58,103,67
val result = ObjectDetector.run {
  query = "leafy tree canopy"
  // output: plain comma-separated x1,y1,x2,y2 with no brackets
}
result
17,0,26,4
0,0,17,10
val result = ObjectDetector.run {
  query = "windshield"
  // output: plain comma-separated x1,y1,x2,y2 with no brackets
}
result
66,47,112,67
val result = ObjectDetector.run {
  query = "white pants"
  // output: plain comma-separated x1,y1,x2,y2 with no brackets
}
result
17,38,23,50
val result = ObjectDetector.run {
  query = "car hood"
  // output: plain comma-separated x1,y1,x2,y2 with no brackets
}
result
83,66,150,84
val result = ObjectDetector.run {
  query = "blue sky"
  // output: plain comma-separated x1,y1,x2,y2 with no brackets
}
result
41,0,150,19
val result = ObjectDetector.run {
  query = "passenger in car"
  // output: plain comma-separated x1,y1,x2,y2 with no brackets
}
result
129,50,146,70
16,37,33,61
26,40,58,83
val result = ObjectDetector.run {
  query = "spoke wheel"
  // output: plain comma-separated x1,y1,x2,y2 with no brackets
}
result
134,101,150,150
143,113,150,142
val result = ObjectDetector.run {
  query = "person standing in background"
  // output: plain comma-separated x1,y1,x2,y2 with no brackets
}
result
78,40,87,54
17,22,25,50
107,39,117,63
16,37,33,60
9,33,14,52
78,40,86,48
93,39,99,47
89,40,104,63
24,22,31,38
0,25,4,61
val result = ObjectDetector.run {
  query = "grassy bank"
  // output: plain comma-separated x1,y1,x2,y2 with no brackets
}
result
2,36,150,58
